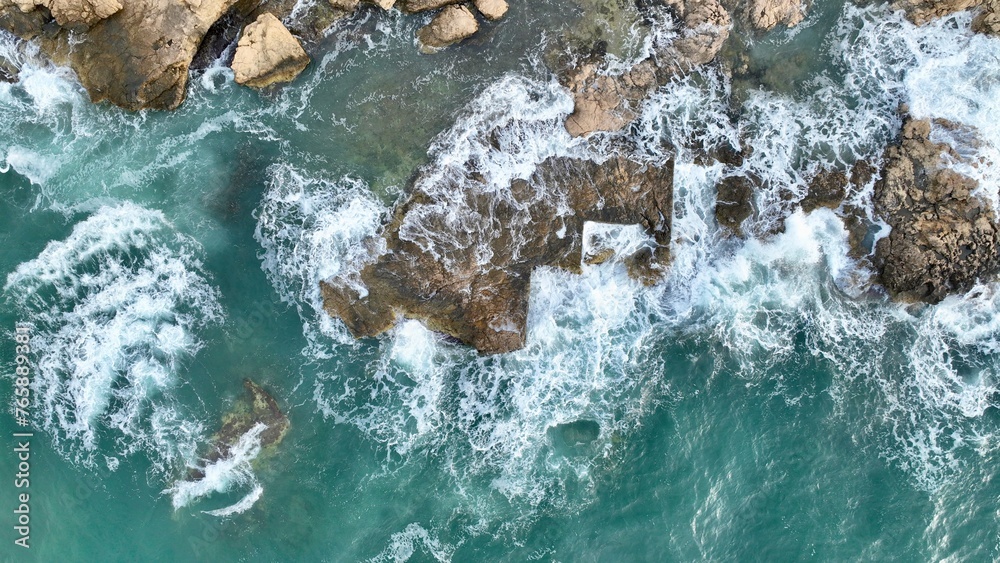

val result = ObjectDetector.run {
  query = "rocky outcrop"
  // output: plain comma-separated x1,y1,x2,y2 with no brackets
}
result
563,60,657,137
893,0,980,25
741,0,805,31
473,0,506,20
320,156,673,354
231,13,309,88
0,0,250,109
189,380,290,480
894,0,999,35
715,175,756,236
0,56,15,82
37,0,122,28
416,4,478,52
665,0,732,66
563,0,730,137
972,0,1000,34
874,116,1000,303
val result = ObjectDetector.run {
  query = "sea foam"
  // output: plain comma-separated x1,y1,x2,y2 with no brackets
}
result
4,203,222,473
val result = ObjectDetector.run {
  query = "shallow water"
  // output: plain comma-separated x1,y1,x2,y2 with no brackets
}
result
2,1,1000,560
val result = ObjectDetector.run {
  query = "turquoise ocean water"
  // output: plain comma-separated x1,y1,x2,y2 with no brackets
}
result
3,1,1000,560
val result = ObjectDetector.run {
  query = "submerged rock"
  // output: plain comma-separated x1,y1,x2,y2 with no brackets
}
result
874,116,1000,302
320,156,673,354
189,380,290,481
416,4,479,52
231,12,309,88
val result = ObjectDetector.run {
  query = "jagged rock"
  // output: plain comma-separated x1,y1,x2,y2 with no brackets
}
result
416,4,478,52
893,0,981,25
320,156,673,354
398,0,456,12
563,60,656,137
972,0,1000,34
665,0,731,68
367,0,395,9
188,380,290,481
563,0,729,136
801,169,846,213
473,0,506,20
8,0,120,29
0,56,16,82
231,13,309,88
874,116,1000,302
715,175,756,236
893,0,999,36
741,0,805,31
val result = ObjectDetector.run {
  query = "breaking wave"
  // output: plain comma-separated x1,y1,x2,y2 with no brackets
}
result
247,5,1000,557
3,203,223,473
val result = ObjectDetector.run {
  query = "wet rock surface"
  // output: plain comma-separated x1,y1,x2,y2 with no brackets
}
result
562,0,730,137
189,380,290,481
894,0,999,35
320,156,673,354
874,116,1000,303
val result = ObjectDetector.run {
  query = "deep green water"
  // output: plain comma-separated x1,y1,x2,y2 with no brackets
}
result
2,1,1000,561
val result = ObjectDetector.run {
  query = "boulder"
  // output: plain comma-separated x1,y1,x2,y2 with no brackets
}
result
231,12,309,88
367,0,395,9
416,4,478,52
741,0,805,31
801,169,846,213
320,156,674,354
473,0,506,20
874,116,1000,302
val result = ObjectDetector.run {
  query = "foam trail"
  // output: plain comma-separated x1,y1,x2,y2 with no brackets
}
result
165,423,267,513
4,203,222,473
369,523,455,563
251,2,1000,545
254,163,388,353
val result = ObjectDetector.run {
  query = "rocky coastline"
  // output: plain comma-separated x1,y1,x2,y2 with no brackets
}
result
3,0,1000,352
